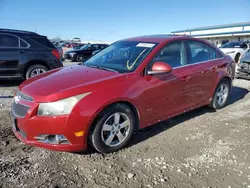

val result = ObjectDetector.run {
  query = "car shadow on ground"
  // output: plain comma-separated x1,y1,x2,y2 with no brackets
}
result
0,80,23,87
126,85,249,150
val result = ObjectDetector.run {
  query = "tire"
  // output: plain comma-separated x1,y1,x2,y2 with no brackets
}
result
235,53,241,63
90,103,136,154
209,79,230,109
76,54,85,62
25,64,48,79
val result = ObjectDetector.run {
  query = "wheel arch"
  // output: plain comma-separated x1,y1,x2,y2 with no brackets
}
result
88,100,140,135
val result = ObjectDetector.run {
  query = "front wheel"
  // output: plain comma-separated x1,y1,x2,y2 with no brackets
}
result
76,54,85,62
209,79,230,109
90,104,135,154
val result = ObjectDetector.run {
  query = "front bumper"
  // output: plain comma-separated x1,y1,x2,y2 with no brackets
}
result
64,53,76,60
10,99,88,152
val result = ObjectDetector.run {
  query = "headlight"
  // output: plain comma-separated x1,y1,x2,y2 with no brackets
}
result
38,92,91,116
226,51,235,54
69,52,76,57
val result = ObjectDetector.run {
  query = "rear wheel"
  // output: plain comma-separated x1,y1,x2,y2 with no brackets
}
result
25,64,48,79
90,104,135,154
209,79,230,109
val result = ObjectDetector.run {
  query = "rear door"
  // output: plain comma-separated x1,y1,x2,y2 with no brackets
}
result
184,40,224,104
0,34,21,78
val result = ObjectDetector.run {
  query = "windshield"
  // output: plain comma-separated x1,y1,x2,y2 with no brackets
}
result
84,41,157,73
80,45,91,50
220,42,243,48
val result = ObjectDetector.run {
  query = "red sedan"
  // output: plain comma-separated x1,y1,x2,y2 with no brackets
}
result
11,35,235,154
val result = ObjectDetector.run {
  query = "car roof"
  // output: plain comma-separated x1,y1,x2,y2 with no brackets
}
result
0,28,40,36
121,34,193,43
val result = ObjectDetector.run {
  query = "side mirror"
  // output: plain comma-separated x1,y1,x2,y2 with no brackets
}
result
148,62,172,75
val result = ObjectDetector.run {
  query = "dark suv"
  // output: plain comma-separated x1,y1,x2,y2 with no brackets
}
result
0,29,63,80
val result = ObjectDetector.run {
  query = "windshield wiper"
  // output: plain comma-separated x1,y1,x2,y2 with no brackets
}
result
85,64,119,73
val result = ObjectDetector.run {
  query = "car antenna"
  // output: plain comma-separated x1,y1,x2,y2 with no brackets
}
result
34,28,37,33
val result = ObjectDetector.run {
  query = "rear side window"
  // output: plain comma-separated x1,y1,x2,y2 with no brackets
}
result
29,36,55,48
20,39,29,48
187,40,222,64
0,34,19,47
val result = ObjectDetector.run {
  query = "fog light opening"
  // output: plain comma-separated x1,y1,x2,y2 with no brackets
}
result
35,134,70,144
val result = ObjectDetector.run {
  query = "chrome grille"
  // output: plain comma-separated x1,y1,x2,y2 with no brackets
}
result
16,90,33,101
12,102,30,118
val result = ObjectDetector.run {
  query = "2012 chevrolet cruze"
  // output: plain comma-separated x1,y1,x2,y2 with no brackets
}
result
11,35,235,154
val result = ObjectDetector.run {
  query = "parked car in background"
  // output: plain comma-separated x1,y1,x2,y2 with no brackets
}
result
71,37,81,43
236,49,250,79
11,35,235,154
73,44,85,50
0,28,62,80
64,43,109,62
220,41,249,63
92,49,101,56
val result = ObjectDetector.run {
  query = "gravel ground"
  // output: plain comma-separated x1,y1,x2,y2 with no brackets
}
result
1,73,250,188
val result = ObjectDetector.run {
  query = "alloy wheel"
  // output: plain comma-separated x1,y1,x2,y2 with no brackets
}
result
30,68,47,77
101,112,131,147
216,83,229,106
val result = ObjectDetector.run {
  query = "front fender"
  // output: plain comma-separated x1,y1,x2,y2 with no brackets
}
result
66,80,145,144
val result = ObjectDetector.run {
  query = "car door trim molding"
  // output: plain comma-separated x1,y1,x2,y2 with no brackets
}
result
173,57,224,70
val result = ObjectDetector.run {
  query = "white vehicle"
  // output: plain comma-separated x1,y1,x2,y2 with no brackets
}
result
71,37,81,43
220,41,249,63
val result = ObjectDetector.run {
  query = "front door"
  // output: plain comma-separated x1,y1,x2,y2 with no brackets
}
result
0,34,21,78
143,40,197,125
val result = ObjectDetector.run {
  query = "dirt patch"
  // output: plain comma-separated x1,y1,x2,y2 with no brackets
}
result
1,79,250,188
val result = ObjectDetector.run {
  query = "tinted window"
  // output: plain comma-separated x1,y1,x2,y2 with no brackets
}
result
221,42,243,48
187,40,221,64
29,36,55,48
20,39,28,48
242,43,248,49
151,41,187,68
0,34,19,47
93,44,100,50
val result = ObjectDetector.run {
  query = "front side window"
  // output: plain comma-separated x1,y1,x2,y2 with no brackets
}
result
150,40,187,69
84,41,157,73
187,40,221,64
0,34,19,47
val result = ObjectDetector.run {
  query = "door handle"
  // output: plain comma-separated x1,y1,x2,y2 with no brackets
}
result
19,50,24,54
181,76,191,81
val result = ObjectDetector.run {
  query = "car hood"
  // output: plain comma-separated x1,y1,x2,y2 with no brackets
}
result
19,65,127,102
220,48,241,53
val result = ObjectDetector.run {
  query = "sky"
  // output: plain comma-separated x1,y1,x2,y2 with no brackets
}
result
0,0,249,42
